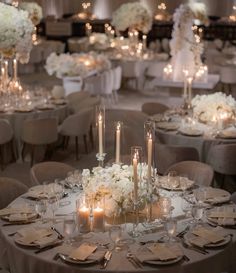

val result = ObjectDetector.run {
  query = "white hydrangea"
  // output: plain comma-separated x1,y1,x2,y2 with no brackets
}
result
19,2,43,26
192,92,236,122
81,164,150,217
0,3,34,63
45,52,111,79
111,2,152,34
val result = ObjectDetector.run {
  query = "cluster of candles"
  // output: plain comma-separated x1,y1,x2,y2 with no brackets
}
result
163,64,173,80
183,69,193,101
212,111,233,130
195,65,208,82
96,107,154,207
77,198,105,233
104,24,115,40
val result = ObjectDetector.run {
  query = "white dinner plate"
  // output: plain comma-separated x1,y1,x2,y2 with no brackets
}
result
144,255,183,265
159,176,194,191
59,254,98,265
179,128,203,137
156,122,179,131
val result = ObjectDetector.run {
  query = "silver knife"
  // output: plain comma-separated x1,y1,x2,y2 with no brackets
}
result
101,251,112,269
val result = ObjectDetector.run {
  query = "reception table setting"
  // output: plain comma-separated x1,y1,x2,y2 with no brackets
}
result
1,105,236,273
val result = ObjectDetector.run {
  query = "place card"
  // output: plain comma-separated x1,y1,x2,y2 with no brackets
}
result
69,243,97,261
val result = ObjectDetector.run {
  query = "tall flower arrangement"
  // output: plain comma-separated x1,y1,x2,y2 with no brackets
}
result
19,2,43,26
169,2,208,81
0,2,34,63
111,2,152,34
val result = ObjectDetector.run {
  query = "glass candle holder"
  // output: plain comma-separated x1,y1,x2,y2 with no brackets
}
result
76,196,91,233
92,200,105,232
95,105,106,166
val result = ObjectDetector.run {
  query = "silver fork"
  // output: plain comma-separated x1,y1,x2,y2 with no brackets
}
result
126,252,143,268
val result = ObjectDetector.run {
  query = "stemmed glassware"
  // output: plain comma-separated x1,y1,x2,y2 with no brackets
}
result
164,216,177,242
63,213,77,245
35,200,47,223
109,225,122,252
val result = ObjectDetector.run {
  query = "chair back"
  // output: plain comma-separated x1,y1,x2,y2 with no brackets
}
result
155,143,200,175
141,102,169,116
121,60,141,78
84,74,103,95
0,177,28,209
21,118,58,145
220,66,236,84
231,192,236,204
207,144,236,175
113,66,122,91
66,91,90,108
30,161,75,185
60,108,93,136
73,97,100,113
0,119,13,145
165,161,214,187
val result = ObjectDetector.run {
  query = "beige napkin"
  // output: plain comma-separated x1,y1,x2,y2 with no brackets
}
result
209,207,236,225
17,228,54,245
0,207,32,216
9,214,29,222
205,188,229,203
136,243,182,262
69,243,97,261
190,226,225,247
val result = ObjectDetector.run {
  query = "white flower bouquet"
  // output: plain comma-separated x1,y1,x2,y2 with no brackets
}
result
19,2,43,26
111,2,152,34
81,164,151,217
192,92,236,123
0,2,34,63
45,52,111,79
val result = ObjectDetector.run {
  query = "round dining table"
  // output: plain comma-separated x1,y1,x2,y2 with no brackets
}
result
156,128,236,163
0,188,236,273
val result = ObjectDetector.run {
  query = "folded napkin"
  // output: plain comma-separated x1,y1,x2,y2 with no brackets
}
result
189,226,227,247
69,243,97,261
0,206,32,216
136,243,182,262
205,188,229,201
209,207,236,225
9,213,29,222
16,227,54,246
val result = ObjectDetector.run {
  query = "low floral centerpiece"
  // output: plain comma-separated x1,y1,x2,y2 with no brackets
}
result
81,164,154,218
19,2,43,26
111,2,152,34
192,92,236,124
0,2,34,63
45,52,111,79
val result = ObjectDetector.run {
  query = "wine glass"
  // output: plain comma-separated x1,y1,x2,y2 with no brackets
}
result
191,204,204,226
109,225,122,252
181,197,192,218
164,217,177,242
35,200,47,223
63,214,77,244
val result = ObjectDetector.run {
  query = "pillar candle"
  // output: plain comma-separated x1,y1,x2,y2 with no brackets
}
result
142,34,147,50
93,207,104,231
98,113,103,155
183,70,189,98
115,123,121,163
147,133,152,180
78,206,90,233
133,153,138,203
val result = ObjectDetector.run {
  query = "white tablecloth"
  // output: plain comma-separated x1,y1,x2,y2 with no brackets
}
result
0,191,236,273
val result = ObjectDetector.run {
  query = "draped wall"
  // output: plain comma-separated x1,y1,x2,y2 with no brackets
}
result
30,0,234,19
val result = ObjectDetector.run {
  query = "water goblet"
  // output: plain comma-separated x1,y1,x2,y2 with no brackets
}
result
191,204,204,226
109,225,122,252
164,217,177,242
63,214,77,244
35,200,47,223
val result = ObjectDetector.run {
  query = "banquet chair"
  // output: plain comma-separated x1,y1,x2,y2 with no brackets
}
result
121,60,142,90
141,102,169,116
66,91,91,113
0,119,16,170
165,161,214,187
59,108,94,160
207,144,236,188
21,118,58,166
230,192,236,204
83,73,104,96
112,66,122,103
155,143,200,175
72,96,100,113
30,161,75,185
220,66,236,95
0,177,28,209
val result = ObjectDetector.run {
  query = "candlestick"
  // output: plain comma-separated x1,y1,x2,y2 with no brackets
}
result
115,121,122,164
142,34,147,51
98,113,103,156
183,69,189,99
187,76,193,102
4,60,8,84
96,106,106,166
13,58,17,81
93,207,104,231
147,133,152,180
133,153,138,204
